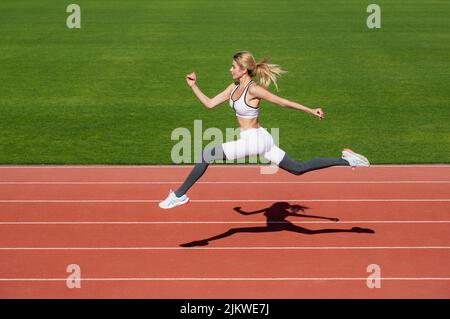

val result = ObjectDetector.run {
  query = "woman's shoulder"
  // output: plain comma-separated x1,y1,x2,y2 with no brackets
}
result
227,82,239,91
223,82,238,96
248,81,262,94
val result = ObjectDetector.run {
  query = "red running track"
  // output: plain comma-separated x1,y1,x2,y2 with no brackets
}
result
0,164,449,298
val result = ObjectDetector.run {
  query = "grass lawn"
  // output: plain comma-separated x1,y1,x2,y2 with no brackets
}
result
0,0,448,164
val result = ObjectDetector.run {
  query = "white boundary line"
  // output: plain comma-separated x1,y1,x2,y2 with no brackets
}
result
0,277,449,282
0,220,449,225
1,181,449,184
0,199,448,203
0,165,449,168
0,246,448,250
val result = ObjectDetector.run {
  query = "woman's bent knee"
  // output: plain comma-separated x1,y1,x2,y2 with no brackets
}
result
201,145,227,163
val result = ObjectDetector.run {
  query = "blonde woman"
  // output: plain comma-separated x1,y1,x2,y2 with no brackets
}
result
159,51,369,209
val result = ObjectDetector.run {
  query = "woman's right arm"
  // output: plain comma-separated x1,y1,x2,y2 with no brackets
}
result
186,72,234,109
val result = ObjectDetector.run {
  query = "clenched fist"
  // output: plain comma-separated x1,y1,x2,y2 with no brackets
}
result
186,72,196,87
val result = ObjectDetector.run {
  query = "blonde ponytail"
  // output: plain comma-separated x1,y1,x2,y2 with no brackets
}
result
253,58,286,91
233,51,286,91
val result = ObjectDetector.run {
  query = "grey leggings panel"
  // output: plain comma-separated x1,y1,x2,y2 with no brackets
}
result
279,152,349,176
174,144,227,197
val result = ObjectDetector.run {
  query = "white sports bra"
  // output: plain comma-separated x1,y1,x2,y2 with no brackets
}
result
229,80,259,119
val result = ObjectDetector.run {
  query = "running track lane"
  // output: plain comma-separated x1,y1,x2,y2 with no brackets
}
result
0,165,449,298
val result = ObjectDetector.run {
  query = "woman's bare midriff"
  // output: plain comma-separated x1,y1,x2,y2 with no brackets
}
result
236,116,260,131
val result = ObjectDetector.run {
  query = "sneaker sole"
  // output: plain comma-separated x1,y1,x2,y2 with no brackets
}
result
159,197,190,209
342,148,370,166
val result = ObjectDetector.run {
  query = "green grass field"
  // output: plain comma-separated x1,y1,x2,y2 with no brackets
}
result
0,0,448,164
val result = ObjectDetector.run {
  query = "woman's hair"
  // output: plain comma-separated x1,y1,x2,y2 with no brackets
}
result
233,51,286,91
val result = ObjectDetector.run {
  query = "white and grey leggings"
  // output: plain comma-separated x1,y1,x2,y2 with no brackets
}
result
174,127,349,197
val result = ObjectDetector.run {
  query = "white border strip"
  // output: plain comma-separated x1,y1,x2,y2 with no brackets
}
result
0,277,448,282
0,246,448,250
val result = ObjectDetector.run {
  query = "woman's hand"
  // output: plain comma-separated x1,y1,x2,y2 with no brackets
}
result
186,72,197,87
311,108,324,120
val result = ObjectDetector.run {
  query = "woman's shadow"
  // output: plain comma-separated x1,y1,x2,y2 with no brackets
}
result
180,202,375,247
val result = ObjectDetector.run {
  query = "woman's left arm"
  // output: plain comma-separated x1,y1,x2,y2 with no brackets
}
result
250,85,324,120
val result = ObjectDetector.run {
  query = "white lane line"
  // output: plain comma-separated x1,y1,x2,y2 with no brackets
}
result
0,277,449,282
0,181,449,184
0,199,448,203
0,246,448,250
0,221,449,225
0,165,449,168
191,199,450,202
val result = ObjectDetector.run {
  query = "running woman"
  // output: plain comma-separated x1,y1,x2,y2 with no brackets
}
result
159,51,369,209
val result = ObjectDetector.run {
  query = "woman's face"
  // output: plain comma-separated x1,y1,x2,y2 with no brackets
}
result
229,60,246,80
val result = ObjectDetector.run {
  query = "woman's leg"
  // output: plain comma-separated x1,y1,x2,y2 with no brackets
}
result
260,131,350,176
278,152,349,176
174,144,227,197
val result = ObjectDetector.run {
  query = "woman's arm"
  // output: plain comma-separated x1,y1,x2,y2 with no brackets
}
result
250,85,324,120
289,212,339,221
186,72,234,109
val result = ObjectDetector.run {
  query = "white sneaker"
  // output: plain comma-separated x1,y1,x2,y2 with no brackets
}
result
342,148,370,167
158,189,189,209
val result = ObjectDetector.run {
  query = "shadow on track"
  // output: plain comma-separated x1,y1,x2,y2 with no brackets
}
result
180,201,375,247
